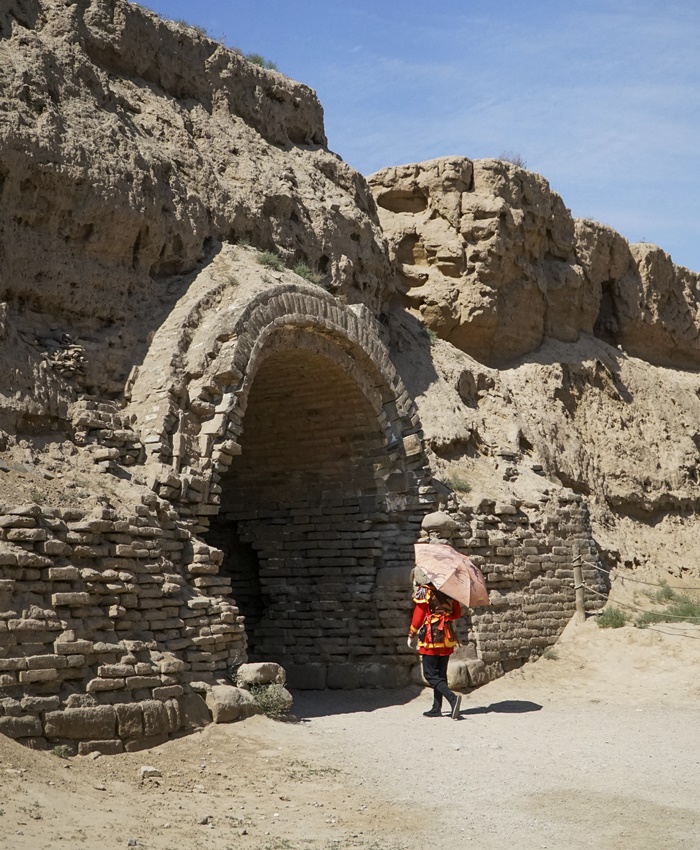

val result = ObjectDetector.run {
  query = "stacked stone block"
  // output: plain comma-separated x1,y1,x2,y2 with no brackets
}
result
0,499,243,752
419,492,605,687
71,399,145,470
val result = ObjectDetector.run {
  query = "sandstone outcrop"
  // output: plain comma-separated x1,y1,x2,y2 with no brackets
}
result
372,158,700,579
369,157,700,369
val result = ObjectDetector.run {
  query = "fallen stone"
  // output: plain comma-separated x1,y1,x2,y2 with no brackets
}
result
140,765,162,779
235,662,286,687
205,685,262,723
420,511,458,536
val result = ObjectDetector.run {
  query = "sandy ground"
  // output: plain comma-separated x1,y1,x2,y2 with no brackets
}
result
2,616,700,850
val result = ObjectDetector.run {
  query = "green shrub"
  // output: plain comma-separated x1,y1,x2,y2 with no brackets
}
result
250,684,290,719
597,606,628,628
174,18,208,37
636,593,700,628
446,470,471,493
245,53,278,71
256,250,284,271
646,580,676,604
543,647,559,661
51,745,73,759
293,262,324,284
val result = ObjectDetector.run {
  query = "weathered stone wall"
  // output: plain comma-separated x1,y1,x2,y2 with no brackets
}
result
0,480,604,750
0,274,441,740
0,498,235,753
429,494,604,688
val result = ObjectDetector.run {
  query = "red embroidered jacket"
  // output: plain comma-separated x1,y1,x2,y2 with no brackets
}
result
409,585,461,656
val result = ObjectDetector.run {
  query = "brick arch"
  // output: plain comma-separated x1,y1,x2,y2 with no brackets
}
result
205,286,418,472
132,283,434,687
133,283,425,488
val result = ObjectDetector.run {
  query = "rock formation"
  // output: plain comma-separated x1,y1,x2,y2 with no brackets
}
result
0,0,698,750
369,156,700,580
0,0,389,435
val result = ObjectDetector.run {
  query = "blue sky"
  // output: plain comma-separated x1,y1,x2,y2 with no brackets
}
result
138,1,700,272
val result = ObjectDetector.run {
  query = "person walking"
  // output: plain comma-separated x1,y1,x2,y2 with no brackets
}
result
408,582,462,719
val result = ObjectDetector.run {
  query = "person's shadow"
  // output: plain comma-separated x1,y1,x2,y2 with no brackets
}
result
459,700,542,716
290,692,543,721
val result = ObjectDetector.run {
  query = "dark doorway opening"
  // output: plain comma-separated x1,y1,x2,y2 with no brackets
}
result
206,520,265,653
204,340,426,687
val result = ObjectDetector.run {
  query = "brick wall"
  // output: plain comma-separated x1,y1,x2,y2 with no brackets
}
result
0,499,238,753
415,493,605,689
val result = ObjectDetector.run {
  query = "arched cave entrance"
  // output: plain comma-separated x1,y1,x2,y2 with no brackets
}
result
205,338,427,689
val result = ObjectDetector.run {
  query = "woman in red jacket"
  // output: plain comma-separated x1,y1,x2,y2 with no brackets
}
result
408,583,462,719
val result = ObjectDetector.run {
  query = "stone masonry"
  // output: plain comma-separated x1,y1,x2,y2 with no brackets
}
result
0,498,232,754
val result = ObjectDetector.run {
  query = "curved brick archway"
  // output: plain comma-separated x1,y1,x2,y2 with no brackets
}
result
206,338,422,687
130,281,435,687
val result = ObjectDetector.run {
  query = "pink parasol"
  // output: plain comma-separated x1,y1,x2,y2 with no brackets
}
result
414,543,490,608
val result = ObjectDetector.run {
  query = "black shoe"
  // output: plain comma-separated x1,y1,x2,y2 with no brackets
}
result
423,709,442,717
450,695,462,719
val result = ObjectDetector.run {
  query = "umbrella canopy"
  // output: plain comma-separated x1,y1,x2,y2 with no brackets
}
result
414,543,490,608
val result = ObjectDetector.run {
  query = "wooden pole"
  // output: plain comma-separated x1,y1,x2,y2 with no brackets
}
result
573,548,585,621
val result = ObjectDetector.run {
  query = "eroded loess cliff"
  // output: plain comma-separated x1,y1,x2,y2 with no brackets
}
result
370,157,700,578
0,0,389,436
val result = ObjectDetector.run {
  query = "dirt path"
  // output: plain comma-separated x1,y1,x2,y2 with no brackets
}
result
2,618,700,850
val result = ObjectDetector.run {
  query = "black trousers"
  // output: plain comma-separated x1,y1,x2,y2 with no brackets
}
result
421,654,456,710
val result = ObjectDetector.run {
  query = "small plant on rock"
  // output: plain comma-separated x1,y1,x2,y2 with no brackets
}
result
174,18,209,37
292,261,324,285
420,326,439,345
249,683,290,719
498,151,527,168
256,250,284,271
245,52,278,71
597,606,628,628
446,469,471,494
